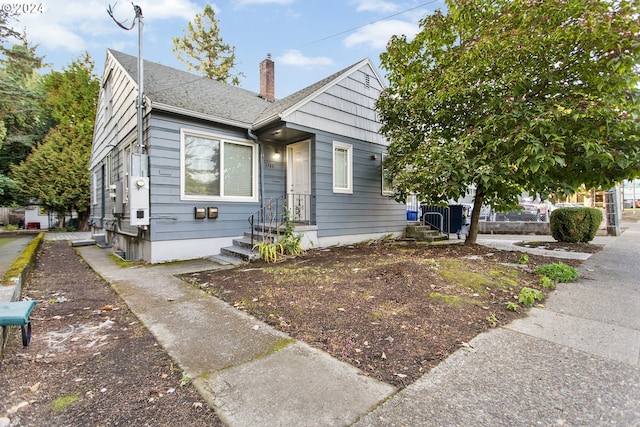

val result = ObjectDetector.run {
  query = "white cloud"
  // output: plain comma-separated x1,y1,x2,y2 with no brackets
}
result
138,0,201,21
10,0,199,54
234,0,295,5
276,49,333,67
351,0,399,13
343,19,419,49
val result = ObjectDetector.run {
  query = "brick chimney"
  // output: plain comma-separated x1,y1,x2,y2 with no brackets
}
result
259,53,275,102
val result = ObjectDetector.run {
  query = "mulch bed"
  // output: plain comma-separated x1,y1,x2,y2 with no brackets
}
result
0,241,222,426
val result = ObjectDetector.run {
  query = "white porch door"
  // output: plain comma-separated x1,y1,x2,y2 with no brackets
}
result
286,140,310,223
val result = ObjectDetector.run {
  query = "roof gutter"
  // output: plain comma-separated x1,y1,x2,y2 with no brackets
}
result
150,102,253,130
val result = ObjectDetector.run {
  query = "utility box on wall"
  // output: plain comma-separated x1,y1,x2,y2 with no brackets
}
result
129,176,149,226
111,181,124,215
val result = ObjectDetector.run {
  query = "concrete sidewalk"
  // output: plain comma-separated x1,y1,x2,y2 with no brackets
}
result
69,222,639,426
355,221,640,426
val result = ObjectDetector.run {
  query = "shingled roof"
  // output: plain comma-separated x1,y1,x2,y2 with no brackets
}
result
109,49,369,130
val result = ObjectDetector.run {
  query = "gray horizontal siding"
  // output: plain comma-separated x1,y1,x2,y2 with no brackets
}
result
309,127,406,238
147,113,259,241
261,142,287,200
283,64,387,145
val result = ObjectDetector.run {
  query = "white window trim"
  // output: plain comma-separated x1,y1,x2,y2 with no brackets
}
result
381,152,394,196
180,129,258,202
92,170,98,205
332,141,353,194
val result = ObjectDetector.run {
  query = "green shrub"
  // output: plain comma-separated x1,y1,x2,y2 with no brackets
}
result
550,207,602,243
537,262,578,282
518,287,543,307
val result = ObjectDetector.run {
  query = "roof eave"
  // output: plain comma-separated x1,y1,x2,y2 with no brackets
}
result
151,102,253,130
253,113,284,130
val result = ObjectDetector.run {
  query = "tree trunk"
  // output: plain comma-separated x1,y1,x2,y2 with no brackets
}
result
56,211,66,229
465,187,485,245
77,210,90,231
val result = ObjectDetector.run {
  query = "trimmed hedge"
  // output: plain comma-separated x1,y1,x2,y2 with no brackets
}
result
550,207,602,243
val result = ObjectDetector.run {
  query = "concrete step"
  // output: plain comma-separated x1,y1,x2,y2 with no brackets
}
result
405,225,449,243
233,236,256,250
423,233,450,243
221,245,261,262
209,254,245,266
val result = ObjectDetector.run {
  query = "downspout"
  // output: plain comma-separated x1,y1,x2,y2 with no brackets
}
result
247,129,264,208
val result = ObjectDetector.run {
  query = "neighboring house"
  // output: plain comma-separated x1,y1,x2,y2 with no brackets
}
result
89,49,406,263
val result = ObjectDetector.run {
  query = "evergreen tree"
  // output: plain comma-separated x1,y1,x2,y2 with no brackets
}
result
0,40,49,205
172,5,244,85
11,54,98,229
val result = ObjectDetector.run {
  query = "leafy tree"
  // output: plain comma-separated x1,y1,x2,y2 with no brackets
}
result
377,0,640,244
11,54,98,229
172,4,244,85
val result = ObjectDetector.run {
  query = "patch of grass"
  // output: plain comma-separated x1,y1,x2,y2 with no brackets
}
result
429,292,462,306
51,394,79,412
439,259,493,295
108,254,145,268
3,232,44,283
488,265,519,287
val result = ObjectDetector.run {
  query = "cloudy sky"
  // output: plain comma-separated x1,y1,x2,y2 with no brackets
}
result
5,0,442,97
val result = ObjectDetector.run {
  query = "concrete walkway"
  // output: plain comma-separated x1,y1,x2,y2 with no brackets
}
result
0,235,35,302
5,223,639,425
75,244,394,426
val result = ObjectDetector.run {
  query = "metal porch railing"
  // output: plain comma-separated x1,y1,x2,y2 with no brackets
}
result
248,194,312,248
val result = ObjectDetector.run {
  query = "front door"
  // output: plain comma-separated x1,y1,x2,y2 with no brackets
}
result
286,140,310,223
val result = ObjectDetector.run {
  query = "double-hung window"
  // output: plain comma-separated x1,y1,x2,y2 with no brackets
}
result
181,130,257,201
333,141,353,194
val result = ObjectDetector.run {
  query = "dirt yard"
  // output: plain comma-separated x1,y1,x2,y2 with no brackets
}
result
0,241,222,426
0,236,595,425
180,239,589,389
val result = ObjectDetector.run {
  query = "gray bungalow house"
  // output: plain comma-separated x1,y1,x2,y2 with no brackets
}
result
89,49,406,263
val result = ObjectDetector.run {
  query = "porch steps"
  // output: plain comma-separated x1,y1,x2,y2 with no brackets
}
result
405,224,449,243
209,253,245,266
220,244,261,263
219,231,278,263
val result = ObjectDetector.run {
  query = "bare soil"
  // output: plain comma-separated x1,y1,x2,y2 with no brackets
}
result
0,237,595,425
0,240,222,426
181,240,588,390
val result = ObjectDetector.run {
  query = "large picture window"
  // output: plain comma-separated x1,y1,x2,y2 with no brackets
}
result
333,141,353,194
181,130,257,201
